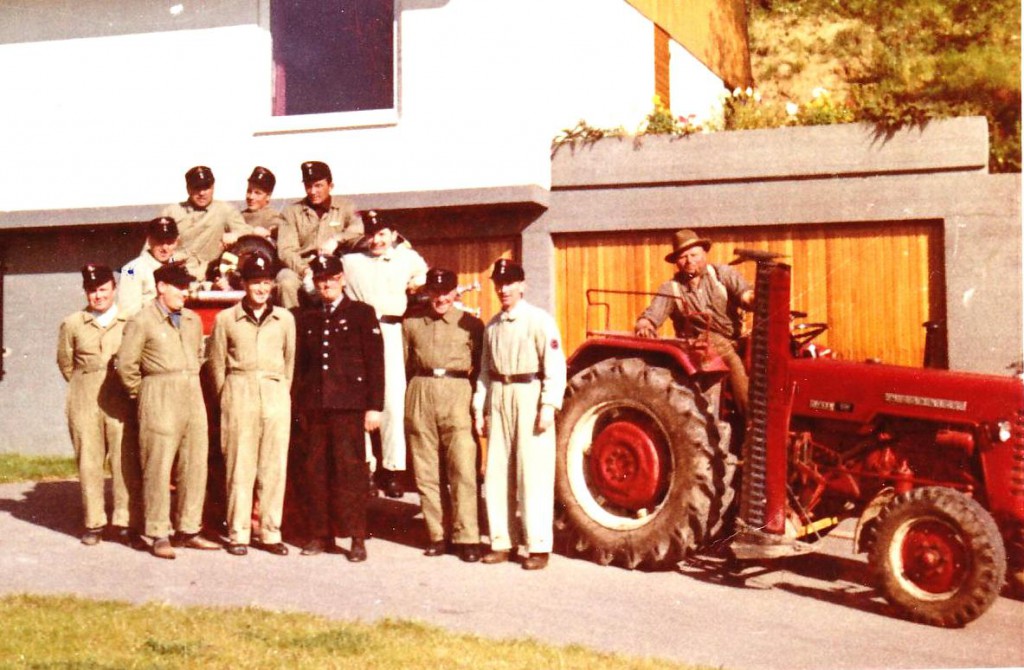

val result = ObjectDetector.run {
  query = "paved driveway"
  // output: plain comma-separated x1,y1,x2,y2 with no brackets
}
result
1,479,1021,670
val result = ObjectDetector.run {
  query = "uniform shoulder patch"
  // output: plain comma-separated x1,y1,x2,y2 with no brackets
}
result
550,339,559,350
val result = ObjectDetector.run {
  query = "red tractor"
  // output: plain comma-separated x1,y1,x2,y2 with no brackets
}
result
554,250,1023,627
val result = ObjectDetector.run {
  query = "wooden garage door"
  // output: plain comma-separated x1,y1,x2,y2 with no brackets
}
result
413,237,519,325
554,221,945,367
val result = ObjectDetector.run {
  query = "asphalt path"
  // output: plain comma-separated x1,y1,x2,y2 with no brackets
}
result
1,479,1021,670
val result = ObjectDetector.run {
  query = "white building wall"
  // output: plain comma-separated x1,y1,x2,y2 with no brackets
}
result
0,0,725,212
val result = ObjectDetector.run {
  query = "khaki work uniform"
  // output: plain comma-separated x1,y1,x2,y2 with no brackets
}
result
161,200,251,280
57,307,141,531
242,206,285,235
117,250,166,318
473,300,567,554
208,303,296,545
276,196,363,308
117,301,208,539
343,245,428,472
403,307,484,545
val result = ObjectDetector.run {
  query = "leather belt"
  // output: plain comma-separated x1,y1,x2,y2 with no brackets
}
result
379,315,403,325
489,371,540,384
414,368,471,380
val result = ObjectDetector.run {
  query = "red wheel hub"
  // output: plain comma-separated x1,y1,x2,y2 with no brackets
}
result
900,519,969,595
587,420,666,510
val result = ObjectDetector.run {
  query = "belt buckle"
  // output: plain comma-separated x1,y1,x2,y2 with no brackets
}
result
431,368,446,377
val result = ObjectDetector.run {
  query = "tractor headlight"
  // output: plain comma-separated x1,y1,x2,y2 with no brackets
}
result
995,420,1013,442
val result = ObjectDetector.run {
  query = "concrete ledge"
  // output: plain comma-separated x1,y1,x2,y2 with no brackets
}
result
0,185,550,231
552,116,990,189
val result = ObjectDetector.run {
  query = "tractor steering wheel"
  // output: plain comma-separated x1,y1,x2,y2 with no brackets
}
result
791,322,829,348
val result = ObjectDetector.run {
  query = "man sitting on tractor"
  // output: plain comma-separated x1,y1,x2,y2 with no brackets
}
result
634,229,754,415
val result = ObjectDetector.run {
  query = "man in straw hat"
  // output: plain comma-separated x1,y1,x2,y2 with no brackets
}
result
635,229,754,415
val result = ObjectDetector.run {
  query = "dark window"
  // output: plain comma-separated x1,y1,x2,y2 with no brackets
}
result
271,1,395,116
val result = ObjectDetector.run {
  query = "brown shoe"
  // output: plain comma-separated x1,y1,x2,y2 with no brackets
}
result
152,537,176,560
226,543,248,556
423,541,446,557
481,550,509,564
348,537,367,562
81,528,103,546
522,553,549,570
256,541,289,556
173,533,221,550
301,539,325,556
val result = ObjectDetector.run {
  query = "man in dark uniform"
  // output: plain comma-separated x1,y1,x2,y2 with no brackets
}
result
241,166,283,239
276,161,364,308
403,268,483,562
293,254,383,561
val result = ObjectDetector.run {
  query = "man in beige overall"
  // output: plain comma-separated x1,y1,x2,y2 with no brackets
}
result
275,161,364,308
403,268,484,562
57,263,141,546
473,259,567,570
117,262,219,559
161,165,252,281
208,254,296,556
240,166,283,238
118,217,180,318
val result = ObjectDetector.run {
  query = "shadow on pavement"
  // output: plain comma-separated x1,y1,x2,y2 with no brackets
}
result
0,479,83,539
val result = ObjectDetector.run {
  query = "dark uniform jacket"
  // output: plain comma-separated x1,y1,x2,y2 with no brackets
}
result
294,297,384,412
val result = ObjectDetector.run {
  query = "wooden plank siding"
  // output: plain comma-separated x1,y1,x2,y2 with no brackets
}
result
553,221,945,367
654,24,671,106
412,237,519,324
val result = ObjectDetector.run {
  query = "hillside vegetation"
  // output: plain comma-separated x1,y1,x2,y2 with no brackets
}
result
747,0,1021,172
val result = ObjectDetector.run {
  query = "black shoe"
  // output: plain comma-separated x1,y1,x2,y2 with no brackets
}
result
423,541,446,557
81,528,104,546
257,541,289,556
348,537,367,562
300,539,325,556
226,543,248,556
457,543,481,563
116,527,148,551
383,475,404,499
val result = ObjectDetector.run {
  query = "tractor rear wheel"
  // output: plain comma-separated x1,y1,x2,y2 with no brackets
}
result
555,357,734,569
869,487,1007,627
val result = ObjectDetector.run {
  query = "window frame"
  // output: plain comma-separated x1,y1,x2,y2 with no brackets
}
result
254,0,401,136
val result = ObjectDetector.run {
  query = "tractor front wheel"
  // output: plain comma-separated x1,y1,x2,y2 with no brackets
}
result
869,487,1007,627
555,357,734,569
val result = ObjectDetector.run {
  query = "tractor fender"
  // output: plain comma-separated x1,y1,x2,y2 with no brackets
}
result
854,487,896,554
566,335,729,385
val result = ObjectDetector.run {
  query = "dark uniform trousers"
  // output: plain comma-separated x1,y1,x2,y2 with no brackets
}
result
293,297,384,542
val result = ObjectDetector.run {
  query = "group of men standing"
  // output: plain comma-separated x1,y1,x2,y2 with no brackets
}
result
57,161,571,570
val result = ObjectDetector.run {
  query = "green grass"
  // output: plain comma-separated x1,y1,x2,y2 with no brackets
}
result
0,595,714,670
0,454,77,484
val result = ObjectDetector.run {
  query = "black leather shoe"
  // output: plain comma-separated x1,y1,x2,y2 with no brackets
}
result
258,542,289,556
348,537,367,562
457,544,481,563
383,477,404,499
226,543,248,556
300,539,325,556
423,541,446,557
522,553,549,570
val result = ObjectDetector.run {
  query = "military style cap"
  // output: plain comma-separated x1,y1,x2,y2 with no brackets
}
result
310,254,343,278
239,253,275,281
81,263,114,290
247,166,276,193
664,228,712,263
185,165,215,189
361,209,393,238
423,268,458,294
146,216,179,241
153,261,195,289
490,258,525,284
300,160,332,185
